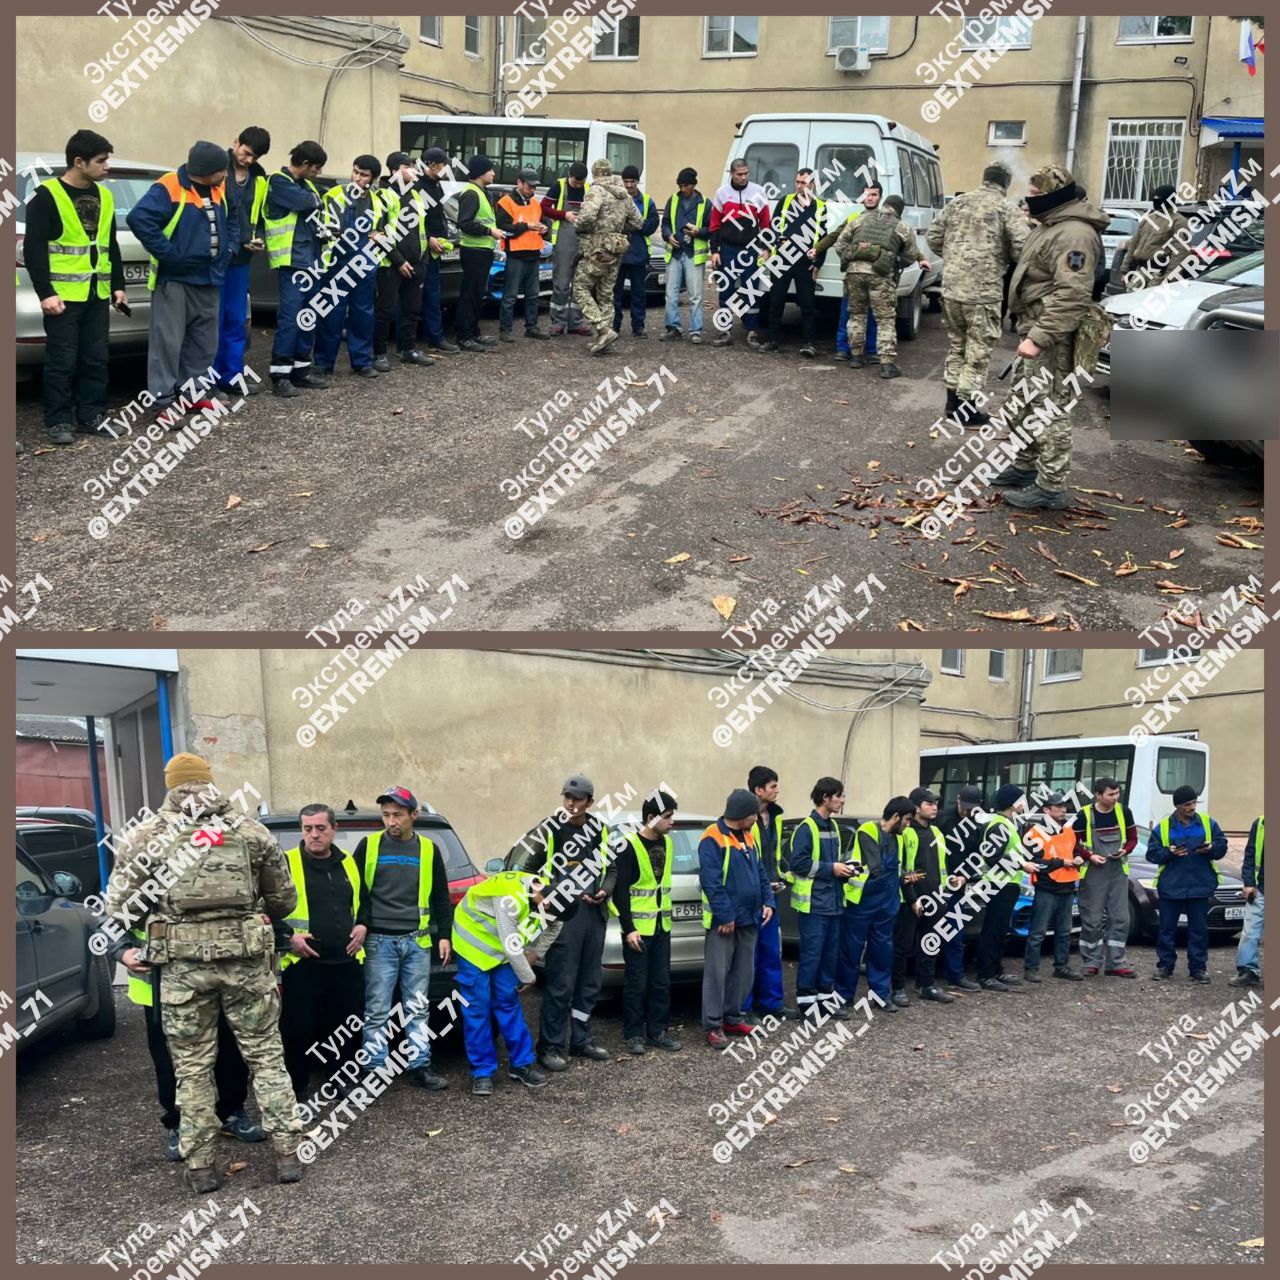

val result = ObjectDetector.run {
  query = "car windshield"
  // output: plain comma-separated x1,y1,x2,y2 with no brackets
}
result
1201,250,1264,285
1105,214,1139,237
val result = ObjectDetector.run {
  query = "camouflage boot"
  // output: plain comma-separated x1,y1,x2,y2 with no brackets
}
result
589,327,619,355
185,1165,221,1194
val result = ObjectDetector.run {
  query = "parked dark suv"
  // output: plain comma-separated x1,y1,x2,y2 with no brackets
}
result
12,847,116,1050
17,819,104,900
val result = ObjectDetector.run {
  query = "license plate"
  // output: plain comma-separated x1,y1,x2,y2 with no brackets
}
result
656,273,666,285
123,263,148,283
671,902,701,922
1071,906,1080,917
539,266,553,281
1224,906,1245,920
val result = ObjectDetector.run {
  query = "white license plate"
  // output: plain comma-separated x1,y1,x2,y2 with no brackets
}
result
671,902,701,921
656,273,666,285
1071,906,1081,917
1224,906,1245,920
123,263,148,283
539,267,553,281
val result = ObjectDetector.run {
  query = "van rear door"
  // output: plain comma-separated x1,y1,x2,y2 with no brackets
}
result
732,119,810,197
805,120,884,299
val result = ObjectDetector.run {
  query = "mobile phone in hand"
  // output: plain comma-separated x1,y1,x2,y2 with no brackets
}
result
114,300,132,317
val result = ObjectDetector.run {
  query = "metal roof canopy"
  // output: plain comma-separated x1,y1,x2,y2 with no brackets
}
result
15,650,179,717
1201,116,1264,138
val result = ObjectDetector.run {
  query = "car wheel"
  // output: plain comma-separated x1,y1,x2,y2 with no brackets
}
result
896,281,923,341
76,954,117,1040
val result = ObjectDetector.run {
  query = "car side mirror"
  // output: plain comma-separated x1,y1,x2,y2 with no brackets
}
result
484,857,505,874
53,871,83,898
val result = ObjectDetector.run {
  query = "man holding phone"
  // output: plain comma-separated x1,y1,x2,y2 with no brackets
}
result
1073,779,1137,976
1147,786,1229,982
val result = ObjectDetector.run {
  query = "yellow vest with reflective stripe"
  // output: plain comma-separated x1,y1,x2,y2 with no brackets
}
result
1154,813,1218,887
700,822,756,928
363,831,435,948
126,928,153,1006
263,170,321,269
1078,804,1130,877
663,194,709,264
842,821,880,906
902,823,947,903
452,871,533,971
459,182,496,249
42,178,114,301
624,832,672,935
786,816,826,914
981,813,1024,886
1257,816,1264,870
551,177,590,245
280,845,364,970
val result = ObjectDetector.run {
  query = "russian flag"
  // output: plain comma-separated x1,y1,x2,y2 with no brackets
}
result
1239,21,1259,76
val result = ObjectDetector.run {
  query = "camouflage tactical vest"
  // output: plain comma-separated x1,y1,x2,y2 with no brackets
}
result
849,211,902,276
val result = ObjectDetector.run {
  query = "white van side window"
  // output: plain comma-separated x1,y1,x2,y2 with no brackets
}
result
813,145,877,201
897,147,917,206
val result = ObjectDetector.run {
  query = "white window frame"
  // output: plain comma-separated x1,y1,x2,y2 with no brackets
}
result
826,16,890,55
988,650,1008,683
961,16,1033,50
703,15,759,59
514,13,546,64
988,120,1026,147
464,15,482,58
1102,118,1185,204
418,16,442,48
940,649,965,677
1137,648,1192,668
1041,650,1083,684
592,14,641,60
1116,16,1194,44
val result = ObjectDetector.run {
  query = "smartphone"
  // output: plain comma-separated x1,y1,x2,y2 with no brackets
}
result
114,300,132,317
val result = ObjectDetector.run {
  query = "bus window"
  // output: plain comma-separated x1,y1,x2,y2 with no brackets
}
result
928,158,945,208
813,145,876,202
1156,746,1206,796
744,142,800,196
897,148,917,207
606,131,644,178
909,152,934,210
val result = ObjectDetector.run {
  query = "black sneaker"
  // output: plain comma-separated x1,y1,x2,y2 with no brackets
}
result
633,330,647,339
1228,969,1260,987
538,1050,569,1073
799,344,816,358
947,977,982,992
46,422,75,446
471,1075,494,1096
1022,969,1043,983
626,1037,648,1055
647,1033,682,1052
353,365,380,378
660,328,683,342
525,329,550,340
165,1128,181,1161
407,1067,449,1091
756,340,779,352
1190,971,1211,984
848,355,866,368
919,986,955,1003
372,354,392,373
185,1166,221,1194
979,978,1010,993
1152,967,1174,980
993,466,1036,489
1003,484,1068,511
427,341,461,354
570,1042,610,1061
499,331,516,343
890,989,910,1008
879,362,902,379
1053,968,1084,981
292,369,330,389
874,996,902,1013
829,1006,852,1021
400,349,434,366
458,339,490,353
833,350,850,362
220,1110,266,1142
474,335,498,347
75,413,109,435
995,973,1022,986
509,1063,550,1089
272,376,302,398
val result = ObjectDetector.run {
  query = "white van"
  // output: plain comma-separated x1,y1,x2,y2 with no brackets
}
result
724,113,945,339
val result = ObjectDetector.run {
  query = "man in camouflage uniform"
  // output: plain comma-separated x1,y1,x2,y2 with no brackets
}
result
926,163,1028,423
104,753,305,1192
815,184,928,378
572,158,645,355
992,163,1110,510
1120,184,1191,288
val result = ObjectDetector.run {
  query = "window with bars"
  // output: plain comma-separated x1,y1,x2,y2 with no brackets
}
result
1103,119,1184,203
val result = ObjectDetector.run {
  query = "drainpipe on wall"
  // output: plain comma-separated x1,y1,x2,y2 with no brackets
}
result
493,14,507,116
1064,15,1087,174
1018,650,1035,741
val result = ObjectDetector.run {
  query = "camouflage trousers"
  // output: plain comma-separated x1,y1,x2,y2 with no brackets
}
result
941,299,1003,396
845,272,898,361
160,955,302,1167
1002,339,1079,493
572,254,623,332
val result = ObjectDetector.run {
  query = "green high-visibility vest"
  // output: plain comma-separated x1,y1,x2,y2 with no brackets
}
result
459,182,496,250
751,812,785,882
1154,813,1218,887
280,845,364,971
249,173,268,231
551,177,590,245
1257,815,1264,870
143,171,227,291
981,813,1024,886
786,816,830,915
451,871,534,971
41,178,114,302
700,822,758,928
318,183,392,269
623,832,672,936
363,832,435,948
1078,803,1130,877
664,195,709,264
779,191,827,237
126,928,153,1007
902,823,947,904
263,170,322,269
842,821,882,906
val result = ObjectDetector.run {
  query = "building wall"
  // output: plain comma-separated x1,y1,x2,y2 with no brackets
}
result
173,648,930,857
15,740,111,819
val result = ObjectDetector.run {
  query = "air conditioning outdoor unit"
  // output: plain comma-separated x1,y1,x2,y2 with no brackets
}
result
835,45,871,74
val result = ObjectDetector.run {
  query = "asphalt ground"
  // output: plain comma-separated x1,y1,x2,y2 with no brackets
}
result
13,301,1264,634
14,935,1265,1266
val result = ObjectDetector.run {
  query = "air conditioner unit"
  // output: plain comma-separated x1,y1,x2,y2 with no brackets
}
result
835,45,871,74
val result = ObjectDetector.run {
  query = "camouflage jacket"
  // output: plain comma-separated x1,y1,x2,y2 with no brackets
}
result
816,209,922,276
1120,208,1191,278
1006,197,1110,348
925,180,1029,304
574,174,645,260
104,781,294,938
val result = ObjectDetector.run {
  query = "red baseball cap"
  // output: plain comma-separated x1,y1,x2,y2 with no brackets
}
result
376,785,418,810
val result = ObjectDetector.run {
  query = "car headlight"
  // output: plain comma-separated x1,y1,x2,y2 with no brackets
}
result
1138,878,1158,890
1112,314,1134,329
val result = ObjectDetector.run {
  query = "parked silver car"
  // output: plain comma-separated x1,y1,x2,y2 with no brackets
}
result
15,151,167,377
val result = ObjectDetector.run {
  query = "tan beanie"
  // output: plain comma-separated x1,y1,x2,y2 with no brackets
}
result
165,752,213,789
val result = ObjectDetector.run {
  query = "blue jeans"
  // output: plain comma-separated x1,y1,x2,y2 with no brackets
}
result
269,266,318,376
718,245,762,331
362,933,433,1071
499,256,541,333
795,911,842,1008
1024,892,1074,971
743,909,784,1013
1156,896,1210,974
455,955,536,1079
836,294,878,355
613,259,648,333
1236,893,1264,975
836,873,897,1004
937,886,969,982
213,261,251,386
314,251,378,371
664,252,704,333
419,257,446,346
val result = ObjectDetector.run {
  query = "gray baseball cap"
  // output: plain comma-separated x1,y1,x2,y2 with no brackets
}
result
518,167,540,184
562,774,594,800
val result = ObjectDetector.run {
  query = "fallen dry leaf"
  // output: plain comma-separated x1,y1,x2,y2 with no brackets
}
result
224,494,242,510
151,614,167,630
728,554,751,563
838,1165,858,1174
795,567,810,575
1217,533,1264,550
290,490,314,497
30,533,51,543
1055,570,1099,587
1236,1238,1264,1248
784,1157,814,1168
975,608,1033,622
1035,540,1062,567
664,552,691,564
246,542,281,554
1105,1083,1124,1094
1157,579,1200,594
1114,564,1139,577
226,1161,248,1175
712,594,736,622
867,461,881,471
898,619,925,631
1169,548,1184,559
426,1127,444,1137
309,541,331,550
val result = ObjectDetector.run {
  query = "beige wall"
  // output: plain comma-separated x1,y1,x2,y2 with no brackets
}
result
174,649,930,859
919,647,1264,831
